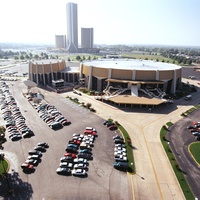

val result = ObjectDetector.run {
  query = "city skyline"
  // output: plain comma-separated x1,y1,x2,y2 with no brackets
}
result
0,0,200,47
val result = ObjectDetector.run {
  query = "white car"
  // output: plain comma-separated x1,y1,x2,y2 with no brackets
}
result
74,163,87,169
73,133,84,138
72,169,86,176
82,137,94,143
73,158,88,164
115,155,127,162
59,162,73,169
114,147,126,152
114,151,127,156
115,144,126,148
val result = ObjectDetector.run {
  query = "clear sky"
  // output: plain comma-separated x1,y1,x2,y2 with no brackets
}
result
0,0,199,46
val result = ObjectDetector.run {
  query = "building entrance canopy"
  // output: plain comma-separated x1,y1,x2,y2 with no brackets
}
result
106,78,164,85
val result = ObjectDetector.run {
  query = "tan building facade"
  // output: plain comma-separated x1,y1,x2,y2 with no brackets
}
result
80,59,182,94
29,60,79,85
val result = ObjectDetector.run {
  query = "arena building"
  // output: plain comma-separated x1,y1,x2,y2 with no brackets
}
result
80,59,182,106
29,58,182,106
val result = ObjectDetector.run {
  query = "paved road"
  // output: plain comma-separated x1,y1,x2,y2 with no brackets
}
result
168,109,200,198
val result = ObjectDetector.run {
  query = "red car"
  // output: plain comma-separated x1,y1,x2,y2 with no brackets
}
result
21,163,35,171
64,152,77,158
61,119,71,126
69,139,81,145
84,130,97,136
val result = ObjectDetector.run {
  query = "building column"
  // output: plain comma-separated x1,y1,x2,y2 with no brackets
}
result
50,62,54,81
68,73,70,82
42,63,46,85
36,63,39,85
88,66,93,90
132,70,136,80
171,70,177,93
156,70,159,80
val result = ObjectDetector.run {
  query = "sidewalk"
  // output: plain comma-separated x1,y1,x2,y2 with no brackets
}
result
60,91,189,200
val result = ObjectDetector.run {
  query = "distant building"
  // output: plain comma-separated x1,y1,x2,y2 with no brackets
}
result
81,28,93,49
66,2,78,53
55,35,66,49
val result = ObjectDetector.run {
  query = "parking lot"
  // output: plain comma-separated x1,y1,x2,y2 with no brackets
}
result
0,81,132,200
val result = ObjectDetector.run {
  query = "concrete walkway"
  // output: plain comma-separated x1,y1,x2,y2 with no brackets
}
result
60,91,194,200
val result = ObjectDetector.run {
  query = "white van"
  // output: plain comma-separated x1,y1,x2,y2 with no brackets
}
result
185,95,192,100
85,127,96,132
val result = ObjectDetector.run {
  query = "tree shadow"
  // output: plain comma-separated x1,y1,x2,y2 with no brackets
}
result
0,169,33,200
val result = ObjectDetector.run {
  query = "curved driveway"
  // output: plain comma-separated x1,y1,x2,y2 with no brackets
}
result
168,109,200,198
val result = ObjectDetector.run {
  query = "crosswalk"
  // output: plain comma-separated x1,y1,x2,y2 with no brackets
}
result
60,98,90,114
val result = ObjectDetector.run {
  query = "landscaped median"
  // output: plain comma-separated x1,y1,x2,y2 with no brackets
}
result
160,123,194,200
188,142,200,165
181,104,200,117
0,155,9,179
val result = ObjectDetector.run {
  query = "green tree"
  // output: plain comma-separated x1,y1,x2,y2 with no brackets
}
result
20,55,24,60
25,54,30,60
34,54,39,60
76,55,81,61
87,56,91,60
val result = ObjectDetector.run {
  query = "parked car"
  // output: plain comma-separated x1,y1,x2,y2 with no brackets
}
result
113,135,123,140
114,151,127,156
71,169,86,176
64,152,77,158
84,130,97,136
27,155,41,160
115,155,127,162
37,142,49,148
65,147,78,153
67,144,79,149
114,139,125,144
56,167,71,175
108,125,118,130
28,150,42,157
59,162,74,169
79,149,92,154
114,147,126,152
74,163,87,169
60,156,74,162
73,158,88,164
78,153,92,160
34,146,46,152
49,122,63,130
25,159,39,166
113,162,129,171
21,163,35,171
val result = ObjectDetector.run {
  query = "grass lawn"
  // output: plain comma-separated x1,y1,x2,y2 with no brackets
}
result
189,142,200,164
0,159,9,177
160,125,194,200
121,53,179,64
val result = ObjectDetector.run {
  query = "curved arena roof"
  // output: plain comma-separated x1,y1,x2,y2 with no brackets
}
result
83,59,181,71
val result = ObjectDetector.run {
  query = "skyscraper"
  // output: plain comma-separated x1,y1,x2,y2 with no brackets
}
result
81,28,94,49
55,35,66,49
66,2,78,52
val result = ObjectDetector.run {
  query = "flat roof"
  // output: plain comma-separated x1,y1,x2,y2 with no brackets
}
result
83,59,181,71
107,95,165,105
